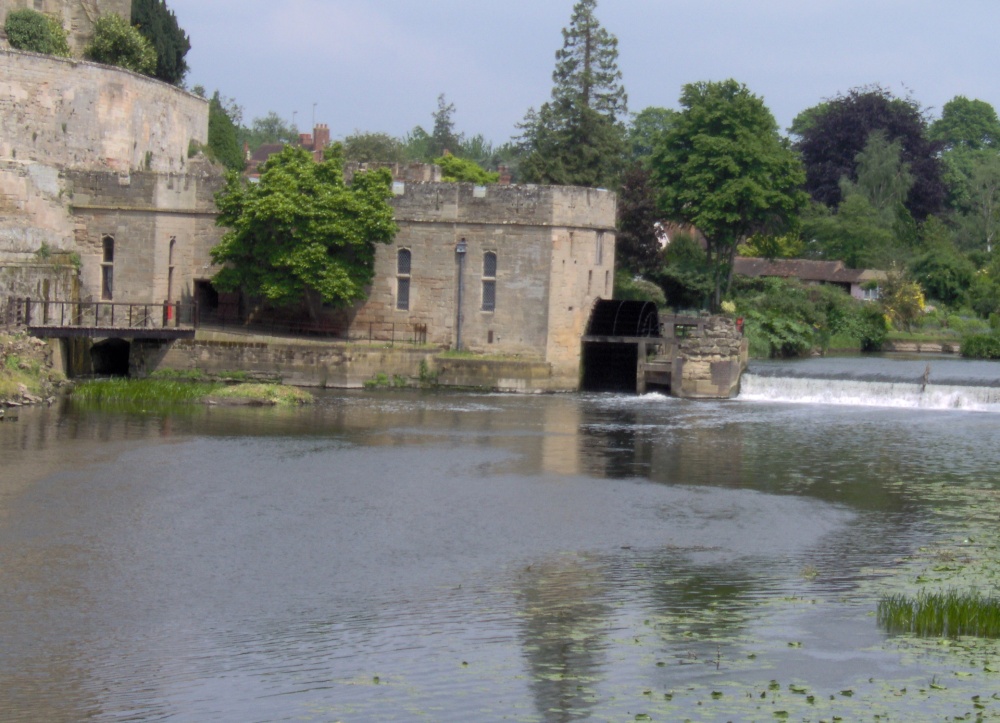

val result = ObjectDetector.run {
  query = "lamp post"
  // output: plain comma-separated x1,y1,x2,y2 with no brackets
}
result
455,237,467,351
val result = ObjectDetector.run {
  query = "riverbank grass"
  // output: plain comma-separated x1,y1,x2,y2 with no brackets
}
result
878,589,1000,638
72,378,312,407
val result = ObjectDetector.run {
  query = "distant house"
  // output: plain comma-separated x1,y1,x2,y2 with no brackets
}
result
244,124,332,180
733,257,885,300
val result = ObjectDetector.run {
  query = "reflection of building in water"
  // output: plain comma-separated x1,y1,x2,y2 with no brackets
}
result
518,555,611,722
647,417,747,488
540,397,584,476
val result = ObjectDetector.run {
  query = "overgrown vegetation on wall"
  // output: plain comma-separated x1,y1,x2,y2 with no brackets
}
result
4,8,70,57
84,13,156,75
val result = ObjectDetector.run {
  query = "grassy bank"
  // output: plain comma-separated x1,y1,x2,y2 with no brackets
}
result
72,378,312,408
1,332,65,405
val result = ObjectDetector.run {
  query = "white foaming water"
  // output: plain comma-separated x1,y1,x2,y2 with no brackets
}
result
738,373,1000,412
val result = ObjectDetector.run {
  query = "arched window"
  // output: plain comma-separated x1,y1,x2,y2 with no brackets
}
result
482,251,497,312
101,235,114,300
396,248,411,310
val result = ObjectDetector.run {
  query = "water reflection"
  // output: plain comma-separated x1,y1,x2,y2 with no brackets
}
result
2,390,1000,720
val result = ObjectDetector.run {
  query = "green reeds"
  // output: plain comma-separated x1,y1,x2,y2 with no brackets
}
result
72,378,218,406
72,378,312,408
878,589,1000,638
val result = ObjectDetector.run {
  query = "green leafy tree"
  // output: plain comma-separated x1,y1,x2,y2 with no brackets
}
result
131,0,190,84
341,132,407,163
840,130,914,223
801,195,896,269
4,8,70,56
239,112,300,153
626,106,675,167
207,91,244,171
84,13,157,75
651,231,713,310
651,79,808,309
519,0,627,188
930,96,1000,151
433,154,498,184
879,265,925,331
944,150,1000,254
211,145,397,319
401,126,433,162
737,233,805,260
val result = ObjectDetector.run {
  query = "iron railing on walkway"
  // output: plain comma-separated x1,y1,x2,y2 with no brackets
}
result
6,297,198,332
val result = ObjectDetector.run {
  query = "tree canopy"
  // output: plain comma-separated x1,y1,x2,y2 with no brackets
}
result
434,154,499,184
793,86,944,220
239,112,300,154
211,145,397,317
519,0,627,188
930,96,1000,152
207,91,244,171
651,79,807,309
131,0,190,84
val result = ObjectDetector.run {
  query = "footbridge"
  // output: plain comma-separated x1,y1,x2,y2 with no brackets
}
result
6,298,198,340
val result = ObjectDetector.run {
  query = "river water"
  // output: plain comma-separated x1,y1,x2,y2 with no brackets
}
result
3,357,1000,721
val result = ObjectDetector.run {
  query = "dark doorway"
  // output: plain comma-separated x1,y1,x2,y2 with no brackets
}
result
581,342,639,392
91,338,131,376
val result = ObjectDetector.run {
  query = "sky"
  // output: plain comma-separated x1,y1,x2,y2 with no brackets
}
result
168,0,1000,144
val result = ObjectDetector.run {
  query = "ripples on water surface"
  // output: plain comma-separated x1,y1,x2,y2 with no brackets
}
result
2,382,1000,720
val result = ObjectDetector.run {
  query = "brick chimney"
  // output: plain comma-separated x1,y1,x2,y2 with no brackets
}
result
498,164,512,185
313,124,331,150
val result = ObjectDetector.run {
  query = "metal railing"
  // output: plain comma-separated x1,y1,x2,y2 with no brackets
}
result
200,312,430,346
9,297,199,330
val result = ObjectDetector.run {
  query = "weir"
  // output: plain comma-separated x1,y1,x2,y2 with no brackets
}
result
739,356,1000,412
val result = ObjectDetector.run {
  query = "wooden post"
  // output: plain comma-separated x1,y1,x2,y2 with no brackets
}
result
24,298,31,326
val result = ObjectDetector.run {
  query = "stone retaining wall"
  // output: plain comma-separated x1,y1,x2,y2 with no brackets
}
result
673,316,748,398
134,333,564,392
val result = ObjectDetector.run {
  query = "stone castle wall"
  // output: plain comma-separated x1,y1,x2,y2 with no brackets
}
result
337,182,616,386
0,48,222,306
67,160,224,304
0,0,130,54
1,49,208,174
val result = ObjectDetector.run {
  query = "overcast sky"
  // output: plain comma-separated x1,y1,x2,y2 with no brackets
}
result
168,0,1000,144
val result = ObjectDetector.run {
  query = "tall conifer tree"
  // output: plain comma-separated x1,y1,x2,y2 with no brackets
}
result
520,0,627,188
131,0,190,85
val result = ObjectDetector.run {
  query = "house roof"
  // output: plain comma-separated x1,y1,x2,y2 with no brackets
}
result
733,257,886,284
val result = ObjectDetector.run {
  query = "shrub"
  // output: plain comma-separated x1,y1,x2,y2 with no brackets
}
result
84,13,157,76
613,270,666,306
4,9,70,56
961,333,1000,359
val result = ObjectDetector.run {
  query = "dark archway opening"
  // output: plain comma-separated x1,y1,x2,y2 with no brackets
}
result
91,338,131,377
581,342,639,392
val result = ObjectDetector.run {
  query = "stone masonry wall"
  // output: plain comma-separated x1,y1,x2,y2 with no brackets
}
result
336,182,616,386
1,49,208,174
674,315,748,399
67,159,224,304
0,0,130,54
